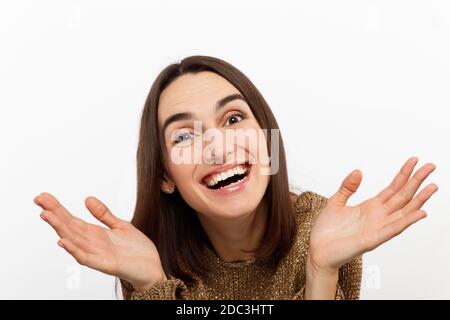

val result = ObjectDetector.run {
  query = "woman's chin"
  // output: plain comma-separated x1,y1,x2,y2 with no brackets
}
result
205,203,258,219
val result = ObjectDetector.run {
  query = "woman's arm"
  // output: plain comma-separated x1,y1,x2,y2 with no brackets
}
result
305,256,338,300
304,255,362,300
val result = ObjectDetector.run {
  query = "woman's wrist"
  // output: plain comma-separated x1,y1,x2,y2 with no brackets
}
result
131,270,168,291
305,255,339,300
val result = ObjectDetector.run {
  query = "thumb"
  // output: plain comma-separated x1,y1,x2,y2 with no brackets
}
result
85,196,121,229
330,169,363,206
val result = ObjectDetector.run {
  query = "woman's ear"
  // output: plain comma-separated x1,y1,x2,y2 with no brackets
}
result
161,174,175,194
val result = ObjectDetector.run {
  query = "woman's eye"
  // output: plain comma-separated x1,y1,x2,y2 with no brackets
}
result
225,113,244,126
173,132,194,144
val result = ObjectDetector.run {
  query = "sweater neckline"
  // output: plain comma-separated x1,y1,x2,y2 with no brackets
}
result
203,243,272,268
205,245,257,268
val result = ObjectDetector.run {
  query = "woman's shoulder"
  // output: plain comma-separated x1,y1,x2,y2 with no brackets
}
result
291,191,328,221
282,191,329,267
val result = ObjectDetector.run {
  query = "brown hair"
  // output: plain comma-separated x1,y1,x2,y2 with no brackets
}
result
119,56,297,299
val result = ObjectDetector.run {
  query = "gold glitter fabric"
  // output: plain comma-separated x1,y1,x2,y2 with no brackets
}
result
128,191,363,300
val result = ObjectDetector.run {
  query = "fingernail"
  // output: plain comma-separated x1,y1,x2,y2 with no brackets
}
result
40,213,48,222
33,198,39,205
57,240,65,249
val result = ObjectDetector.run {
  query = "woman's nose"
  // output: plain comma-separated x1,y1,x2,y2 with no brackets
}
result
203,140,234,165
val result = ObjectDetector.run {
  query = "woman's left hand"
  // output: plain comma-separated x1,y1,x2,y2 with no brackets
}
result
308,157,438,275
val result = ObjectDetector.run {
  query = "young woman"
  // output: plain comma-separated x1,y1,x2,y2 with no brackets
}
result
34,56,438,300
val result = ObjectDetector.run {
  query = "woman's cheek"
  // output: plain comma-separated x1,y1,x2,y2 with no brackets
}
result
170,163,196,191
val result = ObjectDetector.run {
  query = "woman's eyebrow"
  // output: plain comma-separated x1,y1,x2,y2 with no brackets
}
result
215,93,246,112
162,93,246,134
162,112,194,135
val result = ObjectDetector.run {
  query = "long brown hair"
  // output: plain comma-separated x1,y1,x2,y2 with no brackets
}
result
120,56,297,299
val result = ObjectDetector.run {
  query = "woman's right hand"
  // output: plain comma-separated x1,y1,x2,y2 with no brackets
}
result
34,192,166,291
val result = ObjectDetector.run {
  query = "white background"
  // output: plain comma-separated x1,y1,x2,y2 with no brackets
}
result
1,0,449,299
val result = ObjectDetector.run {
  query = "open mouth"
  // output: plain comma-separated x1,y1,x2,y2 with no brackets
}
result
202,163,251,190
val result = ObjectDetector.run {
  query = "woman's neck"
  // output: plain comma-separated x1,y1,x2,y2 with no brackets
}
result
197,199,268,263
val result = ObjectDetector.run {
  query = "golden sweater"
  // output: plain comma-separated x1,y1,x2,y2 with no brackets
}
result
126,191,363,300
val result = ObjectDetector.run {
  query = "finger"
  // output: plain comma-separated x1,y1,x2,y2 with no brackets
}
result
330,169,363,206
384,183,437,225
42,210,92,251
400,183,438,215
378,210,427,244
85,196,121,229
40,210,75,239
384,163,436,213
33,192,73,221
58,238,91,266
377,157,418,202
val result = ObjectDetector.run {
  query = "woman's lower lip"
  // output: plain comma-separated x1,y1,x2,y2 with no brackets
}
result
202,166,251,196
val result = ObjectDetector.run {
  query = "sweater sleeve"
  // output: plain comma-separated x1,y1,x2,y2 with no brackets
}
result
337,255,363,299
125,277,188,300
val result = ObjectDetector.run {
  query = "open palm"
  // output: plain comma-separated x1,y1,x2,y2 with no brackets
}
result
309,157,438,273
34,192,166,290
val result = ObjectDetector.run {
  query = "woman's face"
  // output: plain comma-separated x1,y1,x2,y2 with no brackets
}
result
158,71,270,219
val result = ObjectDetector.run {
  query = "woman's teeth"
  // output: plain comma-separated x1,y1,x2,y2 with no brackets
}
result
205,165,248,188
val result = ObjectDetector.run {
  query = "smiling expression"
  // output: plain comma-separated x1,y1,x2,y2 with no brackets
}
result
158,71,270,218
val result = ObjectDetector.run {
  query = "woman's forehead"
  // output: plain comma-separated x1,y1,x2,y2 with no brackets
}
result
158,71,241,116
